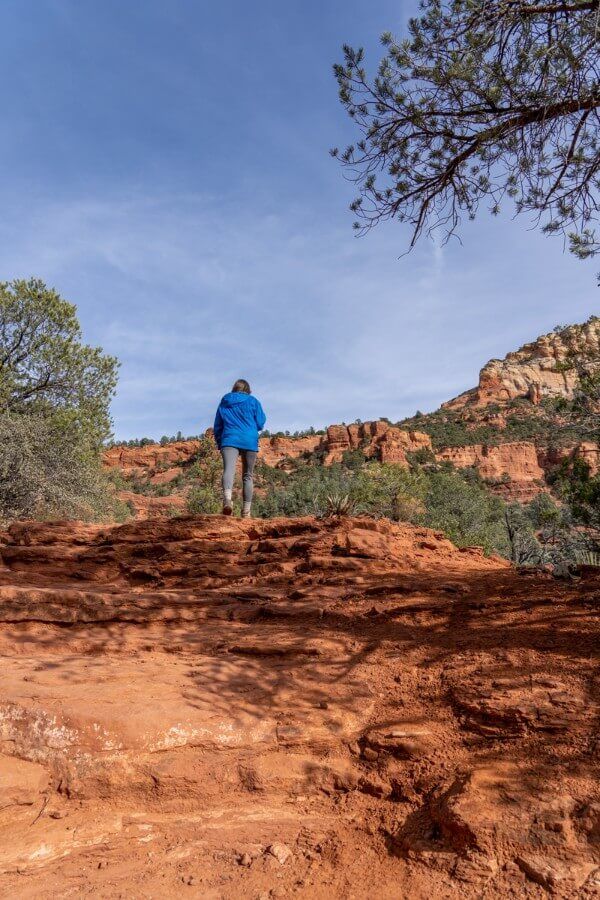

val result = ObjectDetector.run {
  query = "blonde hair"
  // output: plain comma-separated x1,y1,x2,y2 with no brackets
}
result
232,379,251,394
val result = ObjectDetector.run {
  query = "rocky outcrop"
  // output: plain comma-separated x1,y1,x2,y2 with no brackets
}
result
259,433,321,466
538,440,600,478
103,439,201,476
436,441,546,501
445,316,600,410
575,441,600,476
104,420,433,477
323,421,432,465
0,515,598,897
436,439,600,500
117,490,187,519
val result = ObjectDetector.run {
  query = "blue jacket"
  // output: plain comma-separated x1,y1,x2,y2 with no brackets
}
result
213,392,266,452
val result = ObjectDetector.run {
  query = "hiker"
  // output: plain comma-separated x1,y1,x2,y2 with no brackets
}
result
213,379,266,518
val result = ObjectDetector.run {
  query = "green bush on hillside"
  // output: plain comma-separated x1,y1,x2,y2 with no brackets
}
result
186,436,223,514
253,459,509,555
0,413,127,523
547,457,600,526
0,278,124,524
399,406,591,450
254,462,354,518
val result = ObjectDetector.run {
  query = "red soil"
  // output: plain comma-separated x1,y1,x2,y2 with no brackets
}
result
0,515,598,898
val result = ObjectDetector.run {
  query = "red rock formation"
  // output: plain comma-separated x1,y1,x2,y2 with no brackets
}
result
0,515,598,897
117,490,187,520
538,441,600,478
149,466,182,486
102,410,598,516
445,317,600,410
322,421,432,465
377,427,432,465
103,439,201,476
575,441,600,476
104,421,433,480
435,442,545,500
258,433,321,466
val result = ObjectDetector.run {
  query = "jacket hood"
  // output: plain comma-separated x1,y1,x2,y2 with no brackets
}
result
220,391,253,408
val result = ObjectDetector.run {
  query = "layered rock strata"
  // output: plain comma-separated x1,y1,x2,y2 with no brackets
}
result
444,317,600,410
0,516,598,897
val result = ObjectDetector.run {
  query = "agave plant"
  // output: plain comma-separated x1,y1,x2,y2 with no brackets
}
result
321,493,357,517
576,550,600,568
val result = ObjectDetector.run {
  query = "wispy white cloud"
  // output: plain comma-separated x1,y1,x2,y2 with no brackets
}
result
0,188,596,439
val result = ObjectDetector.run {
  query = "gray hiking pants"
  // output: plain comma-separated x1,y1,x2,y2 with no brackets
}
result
220,446,257,504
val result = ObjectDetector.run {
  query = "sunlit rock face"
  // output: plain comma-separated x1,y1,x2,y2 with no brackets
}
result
444,317,600,410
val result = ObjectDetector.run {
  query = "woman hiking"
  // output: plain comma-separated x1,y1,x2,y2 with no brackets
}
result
213,379,266,518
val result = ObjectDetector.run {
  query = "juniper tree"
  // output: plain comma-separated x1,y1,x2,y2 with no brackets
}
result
332,0,600,256
0,278,119,444
0,413,118,522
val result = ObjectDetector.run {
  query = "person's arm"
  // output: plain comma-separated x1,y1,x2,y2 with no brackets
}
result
213,407,224,448
254,399,266,432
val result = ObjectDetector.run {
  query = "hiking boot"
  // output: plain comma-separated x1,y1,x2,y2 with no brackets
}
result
222,503,233,516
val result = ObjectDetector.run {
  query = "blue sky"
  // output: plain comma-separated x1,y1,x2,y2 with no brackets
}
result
0,0,597,439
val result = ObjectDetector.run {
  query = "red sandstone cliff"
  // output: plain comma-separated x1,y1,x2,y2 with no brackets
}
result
444,316,599,410
322,421,432,465
103,420,434,476
103,439,201,477
104,422,599,512
436,442,545,501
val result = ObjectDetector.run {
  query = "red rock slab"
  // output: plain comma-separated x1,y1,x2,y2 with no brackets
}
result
0,648,375,795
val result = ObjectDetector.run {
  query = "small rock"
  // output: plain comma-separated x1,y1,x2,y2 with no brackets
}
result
363,723,432,759
453,853,498,884
333,769,359,792
362,747,379,761
358,773,392,798
267,842,293,865
579,802,600,841
516,854,595,890
585,868,600,888
317,700,328,710
238,853,252,867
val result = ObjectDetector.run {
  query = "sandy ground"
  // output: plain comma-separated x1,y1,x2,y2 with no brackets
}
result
0,515,598,898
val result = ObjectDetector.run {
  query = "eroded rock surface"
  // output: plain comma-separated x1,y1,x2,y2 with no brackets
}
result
436,441,545,501
444,317,600,410
1,515,598,898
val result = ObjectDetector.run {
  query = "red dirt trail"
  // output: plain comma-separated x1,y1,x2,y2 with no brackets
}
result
0,515,598,898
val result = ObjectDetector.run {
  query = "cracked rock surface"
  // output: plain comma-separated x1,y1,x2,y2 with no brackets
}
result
0,515,598,898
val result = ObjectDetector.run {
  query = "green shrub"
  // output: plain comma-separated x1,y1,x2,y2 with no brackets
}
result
253,459,509,555
185,435,222,514
341,448,368,469
399,404,592,450
421,471,509,555
0,413,124,523
187,484,221,515
254,463,354,518
547,457,600,525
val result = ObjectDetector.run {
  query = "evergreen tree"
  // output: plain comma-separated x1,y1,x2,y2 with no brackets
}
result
333,0,600,256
